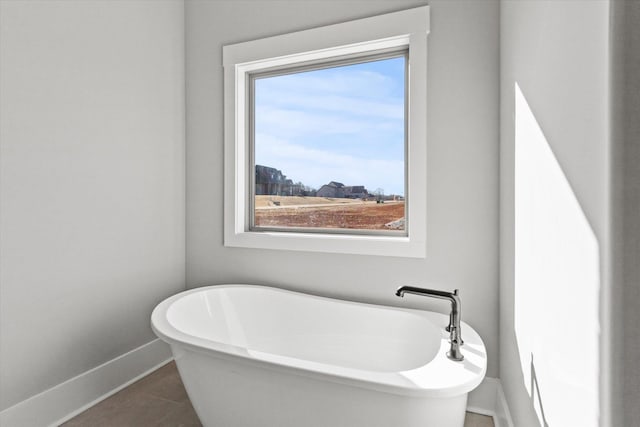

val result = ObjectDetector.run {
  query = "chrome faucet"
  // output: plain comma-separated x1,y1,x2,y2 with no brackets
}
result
395,286,464,361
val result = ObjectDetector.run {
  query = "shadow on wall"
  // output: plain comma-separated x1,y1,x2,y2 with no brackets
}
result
513,82,600,427
530,354,549,427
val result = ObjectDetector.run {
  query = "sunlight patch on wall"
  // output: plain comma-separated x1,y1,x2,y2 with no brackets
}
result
514,82,600,427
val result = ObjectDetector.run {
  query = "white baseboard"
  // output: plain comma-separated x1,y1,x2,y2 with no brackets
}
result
0,338,173,427
468,377,514,427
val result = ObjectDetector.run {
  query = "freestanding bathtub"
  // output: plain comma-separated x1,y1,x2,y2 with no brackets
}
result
151,284,487,427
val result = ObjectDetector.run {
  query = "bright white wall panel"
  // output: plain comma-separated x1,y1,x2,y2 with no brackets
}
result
500,1,610,425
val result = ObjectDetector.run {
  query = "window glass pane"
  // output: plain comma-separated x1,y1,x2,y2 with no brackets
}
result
253,55,406,233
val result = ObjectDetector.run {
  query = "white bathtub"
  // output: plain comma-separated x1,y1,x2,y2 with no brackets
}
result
151,284,487,427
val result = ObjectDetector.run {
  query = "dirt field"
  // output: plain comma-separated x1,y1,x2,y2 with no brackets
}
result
254,198,405,230
255,195,363,208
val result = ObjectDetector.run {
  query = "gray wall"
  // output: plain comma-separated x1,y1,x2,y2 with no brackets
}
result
500,1,610,426
186,0,500,378
610,1,640,426
0,0,185,410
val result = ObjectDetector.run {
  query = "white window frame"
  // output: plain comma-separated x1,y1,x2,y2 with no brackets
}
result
223,6,429,258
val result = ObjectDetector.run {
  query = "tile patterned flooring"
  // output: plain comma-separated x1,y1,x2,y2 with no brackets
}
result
62,362,494,427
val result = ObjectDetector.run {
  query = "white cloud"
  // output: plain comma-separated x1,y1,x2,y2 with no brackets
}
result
255,134,404,195
257,69,400,99
257,90,404,121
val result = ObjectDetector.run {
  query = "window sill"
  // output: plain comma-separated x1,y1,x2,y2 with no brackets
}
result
224,229,425,258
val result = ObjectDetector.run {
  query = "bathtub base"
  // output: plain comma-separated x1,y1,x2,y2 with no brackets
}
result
175,347,468,427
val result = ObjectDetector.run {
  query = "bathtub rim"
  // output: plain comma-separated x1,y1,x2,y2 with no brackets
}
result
151,284,487,399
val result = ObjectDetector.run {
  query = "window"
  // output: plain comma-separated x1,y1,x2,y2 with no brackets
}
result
223,6,429,257
252,53,406,233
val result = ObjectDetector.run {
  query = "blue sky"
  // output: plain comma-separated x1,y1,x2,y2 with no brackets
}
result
254,56,406,196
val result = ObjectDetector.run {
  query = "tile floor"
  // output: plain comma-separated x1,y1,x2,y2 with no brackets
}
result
62,362,494,427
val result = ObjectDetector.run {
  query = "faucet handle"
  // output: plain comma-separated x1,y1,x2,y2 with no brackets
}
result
449,324,464,346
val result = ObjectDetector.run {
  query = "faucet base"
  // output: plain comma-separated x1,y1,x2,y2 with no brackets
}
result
447,350,464,362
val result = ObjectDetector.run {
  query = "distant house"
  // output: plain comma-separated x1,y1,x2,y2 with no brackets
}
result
255,165,303,196
344,185,368,199
316,182,368,198
316,181,345,198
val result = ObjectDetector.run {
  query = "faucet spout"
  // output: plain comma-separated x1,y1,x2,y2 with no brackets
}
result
395,285,464,362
